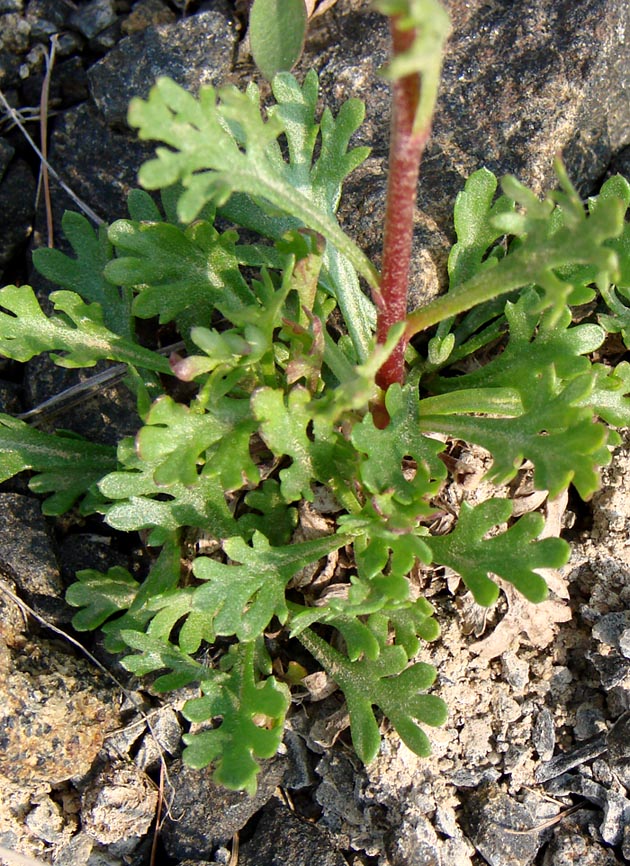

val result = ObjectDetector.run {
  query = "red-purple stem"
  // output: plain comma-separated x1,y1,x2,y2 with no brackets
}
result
374,18,432,418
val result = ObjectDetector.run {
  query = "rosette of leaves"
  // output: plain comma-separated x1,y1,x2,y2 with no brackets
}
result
0,0,629,795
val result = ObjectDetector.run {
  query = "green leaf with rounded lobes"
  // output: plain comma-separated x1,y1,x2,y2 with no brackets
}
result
182,641,290,794
298,627,446,764
426,499,569,607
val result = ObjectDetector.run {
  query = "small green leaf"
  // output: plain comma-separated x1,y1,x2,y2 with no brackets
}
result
66,566,140,631
0,414,116,514
249,0,308,81
299,627,446,763
427,499,569,606
119,630,206,690
351,383,446,506
448,168,514,289
105,219,255,325
182,641,290,794
190,531,346,642
0,285,171,372
32,211,132,337
422,369,611,500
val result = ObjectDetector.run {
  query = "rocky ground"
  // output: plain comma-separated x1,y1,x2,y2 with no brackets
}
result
1,0,630,864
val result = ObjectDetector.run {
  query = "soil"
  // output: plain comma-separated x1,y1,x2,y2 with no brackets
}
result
1,2,630,866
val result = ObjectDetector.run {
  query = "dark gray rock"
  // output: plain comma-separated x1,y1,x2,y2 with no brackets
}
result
282,727,316,790
532,708,556,761
0,157,36,279
68,0,118,40
87,10,237,127
26,0,73,39
607,711,630,762
238,798,347,866
161,757,286,860
39,99,154,233
535,737,608,783
574,704,607,741
0,492,66,622
462,783,544,866
588,650,630,690
22,354,140,447
601,789,630,846
0,136,13,174
593,612,630,650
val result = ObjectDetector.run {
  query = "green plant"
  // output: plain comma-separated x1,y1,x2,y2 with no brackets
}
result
1,0,630,794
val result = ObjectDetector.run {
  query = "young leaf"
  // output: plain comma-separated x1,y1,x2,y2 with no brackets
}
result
252,385,317,502
32,211,132,338
405,169,625,336
128,72,376,361
351,383,447,506
127,75,378,293
0,414,117,514
299,627,447,763
427,292,605,395
190,530,347,642
182,640,290,794
101,470,238,547
426,499,569,606
249,0,308,81
66,566,140,631
447,168,514,288
105,219,255,325
119,630,206,690
421,369,611,499
238,479,298,545
134,394,257,488
0,285,171,373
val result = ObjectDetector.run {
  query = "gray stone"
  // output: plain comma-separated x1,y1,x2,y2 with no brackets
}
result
26,0,71,29
134,705,183,771
593,612,630,650
68,0,118,40
545,772,608,807
80,760,158,844
607,711,630,761
619,629,630,659
535,737,607,783
238,798,347,866
462,783,544,866
574,704,607,741
0,137,13,176
600,789,630,846
542,816,623,865
588,651,630,690
386,813,441,866
282,726,316,789
161,757,286,859
532,708,555,761
0,492,65,622
39,99,154,232
87,10,237,127
0,0,23,11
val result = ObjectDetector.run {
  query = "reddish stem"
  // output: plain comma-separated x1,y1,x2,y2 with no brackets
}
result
374,18,432,417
